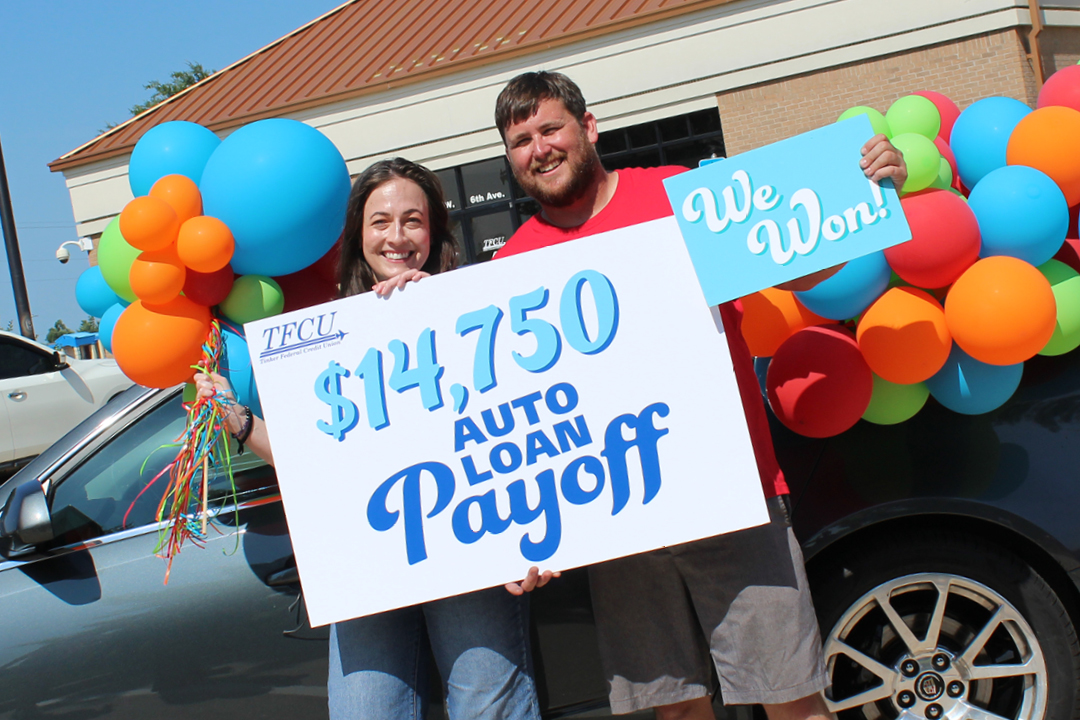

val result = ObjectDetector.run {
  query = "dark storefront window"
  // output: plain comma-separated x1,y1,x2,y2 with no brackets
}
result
442,107,725,266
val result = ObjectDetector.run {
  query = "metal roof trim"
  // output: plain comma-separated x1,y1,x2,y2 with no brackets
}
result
49,0,733,173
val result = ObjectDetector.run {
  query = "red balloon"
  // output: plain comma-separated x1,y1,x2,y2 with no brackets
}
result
275,265,338,313
766,325,873,438
183,265,235,306
933,137,963,193
311,236,342,286
915,90,961,142
887,189,980,289
1038,64,1080,113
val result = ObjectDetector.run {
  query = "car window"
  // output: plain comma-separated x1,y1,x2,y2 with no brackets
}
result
47,395,273,546
0,338,52,380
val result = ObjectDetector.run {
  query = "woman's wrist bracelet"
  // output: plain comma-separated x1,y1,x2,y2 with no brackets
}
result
231,405,254,450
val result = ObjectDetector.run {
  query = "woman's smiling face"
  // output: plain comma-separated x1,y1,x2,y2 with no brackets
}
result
362,177,432,282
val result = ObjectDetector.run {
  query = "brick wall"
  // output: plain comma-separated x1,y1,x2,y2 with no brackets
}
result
1039,26,1080,75
716,29,1042,156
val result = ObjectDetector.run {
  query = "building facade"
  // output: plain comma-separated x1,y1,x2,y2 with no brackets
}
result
50,0,1080,264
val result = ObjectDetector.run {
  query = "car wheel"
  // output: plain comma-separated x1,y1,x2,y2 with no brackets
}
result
810,532,1080,719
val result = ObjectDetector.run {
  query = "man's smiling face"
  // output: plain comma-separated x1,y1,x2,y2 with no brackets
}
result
504,97,601,208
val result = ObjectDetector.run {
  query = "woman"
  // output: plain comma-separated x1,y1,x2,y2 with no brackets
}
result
195,158,542,720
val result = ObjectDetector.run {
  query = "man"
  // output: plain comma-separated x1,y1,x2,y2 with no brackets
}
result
495,71,906,720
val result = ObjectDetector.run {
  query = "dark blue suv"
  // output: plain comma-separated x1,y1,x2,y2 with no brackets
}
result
2,348,1079,719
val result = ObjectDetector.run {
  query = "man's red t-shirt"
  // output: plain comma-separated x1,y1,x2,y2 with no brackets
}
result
497,166,788,498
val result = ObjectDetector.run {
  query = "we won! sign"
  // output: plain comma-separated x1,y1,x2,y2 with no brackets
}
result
663,115,912,306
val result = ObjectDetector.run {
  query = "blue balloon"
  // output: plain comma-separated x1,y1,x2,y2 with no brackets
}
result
925,344,1023,415
200,119,351,277
98,302,128,354
968,165,1068,266
949,97,1031,190
128,121,221,197
220,322,262,417
794,251,891,320
75,266,123,318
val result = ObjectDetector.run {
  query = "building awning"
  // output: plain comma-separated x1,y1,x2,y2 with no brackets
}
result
54,332,100,348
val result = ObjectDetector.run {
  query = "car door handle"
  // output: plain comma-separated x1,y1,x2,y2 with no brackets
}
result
8,392,26,401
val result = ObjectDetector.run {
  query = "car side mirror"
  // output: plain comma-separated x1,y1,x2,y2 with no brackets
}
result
0,480,54,558
52,350,70,370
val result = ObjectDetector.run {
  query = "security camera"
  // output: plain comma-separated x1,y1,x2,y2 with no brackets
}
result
56,247,70,264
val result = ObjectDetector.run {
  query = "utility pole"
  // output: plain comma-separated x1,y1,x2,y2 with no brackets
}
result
0,135,35,340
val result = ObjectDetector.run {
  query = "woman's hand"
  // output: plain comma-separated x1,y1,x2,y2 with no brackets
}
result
372,269,431,297
505,566,561,595
193,371,244,435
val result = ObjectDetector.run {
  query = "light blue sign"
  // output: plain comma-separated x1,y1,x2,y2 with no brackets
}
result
663,116,911,306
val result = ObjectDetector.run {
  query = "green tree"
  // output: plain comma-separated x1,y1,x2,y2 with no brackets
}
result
45,319,73,345
79,316,99,333
130,61,215,116
103,61,215,131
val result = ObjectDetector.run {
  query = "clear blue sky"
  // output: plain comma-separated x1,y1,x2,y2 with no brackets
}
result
0,0,343,340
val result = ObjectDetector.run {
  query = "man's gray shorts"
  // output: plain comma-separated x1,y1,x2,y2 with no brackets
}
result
588,496,827,713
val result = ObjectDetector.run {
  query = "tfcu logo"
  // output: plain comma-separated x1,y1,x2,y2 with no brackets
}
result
260,312,346,359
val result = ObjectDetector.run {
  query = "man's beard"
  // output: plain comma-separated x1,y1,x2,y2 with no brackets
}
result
517,146,600,208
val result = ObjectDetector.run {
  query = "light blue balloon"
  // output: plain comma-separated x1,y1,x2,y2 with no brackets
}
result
794,251,891,320
75,266,122,318
968,165,1068,266
128,121,221,197
949,97,1031,190
925,344,1023,415
219,322,262,417
98,302,128,354
200,119,351,277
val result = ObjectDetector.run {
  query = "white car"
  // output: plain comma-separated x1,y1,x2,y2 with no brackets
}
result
0,331,133,472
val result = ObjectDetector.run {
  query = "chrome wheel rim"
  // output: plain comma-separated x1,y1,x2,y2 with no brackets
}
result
824,572,1047,719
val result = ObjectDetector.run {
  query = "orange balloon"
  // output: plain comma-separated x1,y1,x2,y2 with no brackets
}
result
739,288,829,357
149,174,203,224
945,256,1057,365
111,297,211,388
1006,106,1080,206
118,196,180,252
856,287,952,384
176,216,235,273
129,246,186,304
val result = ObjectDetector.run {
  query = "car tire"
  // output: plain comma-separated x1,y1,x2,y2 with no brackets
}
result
809,531,1080,719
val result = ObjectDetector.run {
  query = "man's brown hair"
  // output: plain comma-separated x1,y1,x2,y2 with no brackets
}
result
494,71,588,142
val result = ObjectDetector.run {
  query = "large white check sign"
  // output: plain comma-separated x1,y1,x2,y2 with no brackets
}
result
247,217,767,626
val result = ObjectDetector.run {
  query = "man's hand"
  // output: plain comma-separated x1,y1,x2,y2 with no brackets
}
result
505,566,561,596
775,264,844,292
861,134,908,193
372,269,430,297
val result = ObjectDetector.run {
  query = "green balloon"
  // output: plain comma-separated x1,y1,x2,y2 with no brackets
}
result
220,275,285,324
182,382,198,403
929,157,953,190
862,374,930,425
97,216,140,303
886,95,941,140
838,106,891,138
1037,259,1080,356
891,133,941,193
